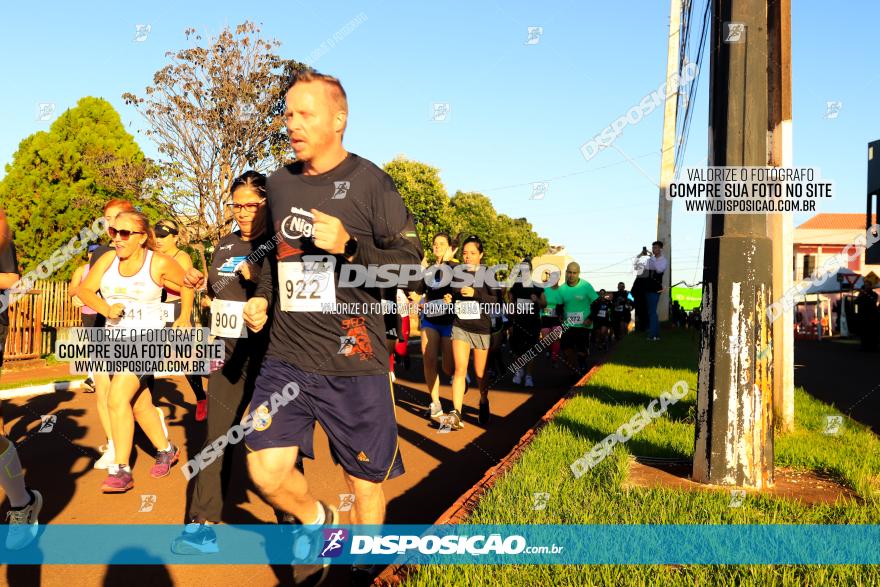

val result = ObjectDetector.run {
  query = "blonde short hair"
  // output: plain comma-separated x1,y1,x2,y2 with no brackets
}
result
291,71,348,119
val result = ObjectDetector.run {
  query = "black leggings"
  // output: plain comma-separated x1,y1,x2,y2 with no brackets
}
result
188,345,301,523
165,301,206,402
188,352,258,522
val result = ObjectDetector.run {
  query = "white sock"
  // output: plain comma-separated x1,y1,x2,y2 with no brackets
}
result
307,502,325,528
0,441,30,507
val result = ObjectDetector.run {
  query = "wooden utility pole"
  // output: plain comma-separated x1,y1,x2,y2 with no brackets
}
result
768,0,794,431
693,0,775,489
656,0,682,322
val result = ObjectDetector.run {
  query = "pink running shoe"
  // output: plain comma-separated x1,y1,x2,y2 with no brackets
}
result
150,444,180,478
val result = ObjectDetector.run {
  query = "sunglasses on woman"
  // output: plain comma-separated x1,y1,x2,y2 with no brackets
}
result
108,227,144,240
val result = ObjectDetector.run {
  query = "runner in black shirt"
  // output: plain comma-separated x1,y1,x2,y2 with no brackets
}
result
0,211,43,549
611,281,633,341
409,232,457,423
240,73,422,571
443,236,498,428
589,289,614,352
172,170,278,554
508,259,542,388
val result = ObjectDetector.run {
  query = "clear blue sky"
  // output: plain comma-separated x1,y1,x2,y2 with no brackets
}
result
1,1,877,288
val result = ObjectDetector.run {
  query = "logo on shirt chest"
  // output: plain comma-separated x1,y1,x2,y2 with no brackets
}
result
280,207,314,240
217,256,247,276
332,181,350,199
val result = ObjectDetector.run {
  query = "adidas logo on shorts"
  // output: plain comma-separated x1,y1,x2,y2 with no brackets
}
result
356,451,370,463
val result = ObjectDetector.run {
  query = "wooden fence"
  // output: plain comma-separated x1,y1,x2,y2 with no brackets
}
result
3,280,206,361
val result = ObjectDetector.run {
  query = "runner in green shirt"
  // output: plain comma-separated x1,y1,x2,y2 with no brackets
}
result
557,262,598,373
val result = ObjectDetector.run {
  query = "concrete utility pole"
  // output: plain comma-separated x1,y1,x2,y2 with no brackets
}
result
768,0,795,432
693,0,775,488
656,0,682,322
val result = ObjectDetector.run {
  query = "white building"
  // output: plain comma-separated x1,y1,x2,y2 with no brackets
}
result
793,213,879,280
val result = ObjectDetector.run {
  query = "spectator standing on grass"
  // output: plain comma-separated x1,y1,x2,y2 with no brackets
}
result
644,241,667,341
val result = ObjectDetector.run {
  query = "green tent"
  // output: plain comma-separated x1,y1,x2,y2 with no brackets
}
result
671,286,702,311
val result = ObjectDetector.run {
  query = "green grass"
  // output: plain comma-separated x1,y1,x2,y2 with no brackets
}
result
0,375,80,390
406,329,880,586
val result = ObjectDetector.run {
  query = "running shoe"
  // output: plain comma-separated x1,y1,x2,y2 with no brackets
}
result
478,400,491,425
446,409,464,430
94,441,115,470
81,378,95,393
195,399,208,422
428,401,444,423
525,375,535,388
5,489,42,550
289,501,339,583
171,522,219,555
512,369,524,385
102,468,134,493
150,444,180,478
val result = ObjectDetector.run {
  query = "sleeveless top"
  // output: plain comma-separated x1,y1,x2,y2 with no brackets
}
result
100,250,164,328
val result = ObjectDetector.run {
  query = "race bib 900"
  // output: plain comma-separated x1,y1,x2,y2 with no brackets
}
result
210,299,247,338
279,261,336,312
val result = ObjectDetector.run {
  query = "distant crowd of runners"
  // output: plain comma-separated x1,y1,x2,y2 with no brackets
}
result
0,72,667,584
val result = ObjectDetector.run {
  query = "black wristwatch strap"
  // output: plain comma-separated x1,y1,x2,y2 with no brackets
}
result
344,237,358,258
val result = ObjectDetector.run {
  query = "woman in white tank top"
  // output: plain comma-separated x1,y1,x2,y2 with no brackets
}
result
78,211,193,493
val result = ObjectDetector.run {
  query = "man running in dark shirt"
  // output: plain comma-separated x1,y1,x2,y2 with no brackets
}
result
241,72,422,555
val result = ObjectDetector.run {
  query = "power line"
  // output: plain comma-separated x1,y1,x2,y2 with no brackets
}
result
474,150,659,193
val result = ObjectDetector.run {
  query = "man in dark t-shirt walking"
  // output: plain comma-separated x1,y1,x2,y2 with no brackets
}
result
242,73,422,567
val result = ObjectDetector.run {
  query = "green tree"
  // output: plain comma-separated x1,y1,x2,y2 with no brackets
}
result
382,157,549,269
383,157,456,257
450,191,548,268
0,97,162,280
123,22,309,244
